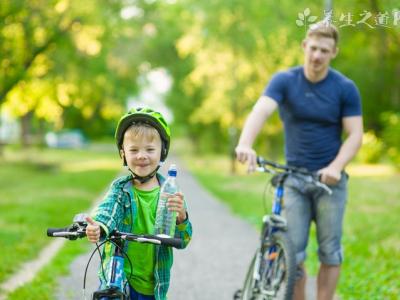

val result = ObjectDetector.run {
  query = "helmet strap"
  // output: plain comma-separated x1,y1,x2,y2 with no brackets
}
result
120,150,164,184
127,163,162,184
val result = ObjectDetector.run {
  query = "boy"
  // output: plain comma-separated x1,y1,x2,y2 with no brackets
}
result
85,107,192,300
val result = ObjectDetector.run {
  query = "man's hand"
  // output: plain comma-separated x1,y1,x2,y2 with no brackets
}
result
318,165,342,186
235,145,257,172
85,216,101,243
167,192,187,224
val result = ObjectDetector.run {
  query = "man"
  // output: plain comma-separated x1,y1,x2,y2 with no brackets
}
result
235,22,363,300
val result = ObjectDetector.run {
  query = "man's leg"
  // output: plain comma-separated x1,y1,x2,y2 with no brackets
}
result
283,176,312,300
293,263,306,300
315,173,348,300
317,263,340,300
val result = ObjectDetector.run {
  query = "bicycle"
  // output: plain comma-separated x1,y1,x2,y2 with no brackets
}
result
235,156,332,300
47,213,182,300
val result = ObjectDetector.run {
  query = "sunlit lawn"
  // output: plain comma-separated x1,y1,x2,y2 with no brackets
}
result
0,145,121,296
181,153,400,299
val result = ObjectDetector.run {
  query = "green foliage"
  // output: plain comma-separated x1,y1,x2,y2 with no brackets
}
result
0,0,142,139
356,131,384,163
380,112,400,166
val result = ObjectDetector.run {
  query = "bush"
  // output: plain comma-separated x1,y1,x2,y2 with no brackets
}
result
356,131,384,163
381,112,400,166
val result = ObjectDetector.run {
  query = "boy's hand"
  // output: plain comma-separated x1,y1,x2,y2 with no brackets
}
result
167,192,187,224
85,216,101,243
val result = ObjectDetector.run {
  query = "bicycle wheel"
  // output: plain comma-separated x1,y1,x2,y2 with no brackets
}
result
259,231,296,300
241,252,259,300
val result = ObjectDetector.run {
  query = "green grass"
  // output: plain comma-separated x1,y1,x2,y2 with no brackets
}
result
0,145,121,298
180,153,400,299
6,241,91,300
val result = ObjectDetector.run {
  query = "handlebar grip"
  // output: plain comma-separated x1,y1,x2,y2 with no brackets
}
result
47,227,70,237
154,235,183,248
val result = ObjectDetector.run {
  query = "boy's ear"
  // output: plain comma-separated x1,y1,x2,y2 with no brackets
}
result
120,149,127,166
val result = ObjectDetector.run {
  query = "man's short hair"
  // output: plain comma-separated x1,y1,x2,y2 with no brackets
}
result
306,21,339,46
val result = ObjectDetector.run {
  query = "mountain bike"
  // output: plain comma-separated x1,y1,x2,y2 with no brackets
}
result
235,157,332,300
47,213,182,299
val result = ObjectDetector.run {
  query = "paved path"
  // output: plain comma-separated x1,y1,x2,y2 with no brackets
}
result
56,157,326,300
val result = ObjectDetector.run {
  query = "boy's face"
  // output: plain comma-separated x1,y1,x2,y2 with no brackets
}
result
121,129,162,177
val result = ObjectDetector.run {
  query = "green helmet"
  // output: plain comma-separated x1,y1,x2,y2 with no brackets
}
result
115,107,171,162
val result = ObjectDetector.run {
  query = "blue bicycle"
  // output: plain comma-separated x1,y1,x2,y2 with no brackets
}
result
236,157,331,300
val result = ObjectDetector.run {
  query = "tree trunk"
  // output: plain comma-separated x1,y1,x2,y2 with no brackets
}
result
20,111,33,147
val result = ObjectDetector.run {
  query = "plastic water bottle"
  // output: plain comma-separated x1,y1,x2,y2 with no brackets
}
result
154,164,179,237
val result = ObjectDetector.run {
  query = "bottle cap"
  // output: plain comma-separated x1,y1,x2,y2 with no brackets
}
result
168,164,177,176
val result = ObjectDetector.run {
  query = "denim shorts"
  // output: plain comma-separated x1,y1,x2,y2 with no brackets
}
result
282,172,348,267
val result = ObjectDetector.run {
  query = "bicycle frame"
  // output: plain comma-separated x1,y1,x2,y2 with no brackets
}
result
237,157,331,300
253,175,291,294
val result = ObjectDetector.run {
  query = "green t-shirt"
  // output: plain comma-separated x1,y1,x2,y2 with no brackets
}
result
125,186,160,295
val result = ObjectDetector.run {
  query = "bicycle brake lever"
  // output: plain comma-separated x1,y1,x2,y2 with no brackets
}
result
314,181,332,195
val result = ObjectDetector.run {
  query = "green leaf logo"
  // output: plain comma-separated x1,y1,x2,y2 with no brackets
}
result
296,8,318,27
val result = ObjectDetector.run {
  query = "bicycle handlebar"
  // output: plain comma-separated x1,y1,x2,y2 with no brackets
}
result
256,156,332,195
256,157,310,175
47,226,87,240
47,218,183,248
47,227,70,237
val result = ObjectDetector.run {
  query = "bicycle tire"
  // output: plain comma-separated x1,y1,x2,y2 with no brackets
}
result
240,252,257,300
259,231,296,300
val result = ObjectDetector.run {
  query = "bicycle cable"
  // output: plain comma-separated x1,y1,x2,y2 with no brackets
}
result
262,178,272,213
82,238,134,298
83,240,107,297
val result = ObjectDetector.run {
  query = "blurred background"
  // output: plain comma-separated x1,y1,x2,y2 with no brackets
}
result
0,0,399,299
0,0,399,162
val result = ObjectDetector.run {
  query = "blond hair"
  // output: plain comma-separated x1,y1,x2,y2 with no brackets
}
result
123,123,161,145
307,21,339,46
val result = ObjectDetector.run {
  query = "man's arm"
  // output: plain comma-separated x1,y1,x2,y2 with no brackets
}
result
319,116,363,185
235,96,278,171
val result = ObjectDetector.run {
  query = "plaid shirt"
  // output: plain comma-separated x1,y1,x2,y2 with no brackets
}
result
92,173,192,300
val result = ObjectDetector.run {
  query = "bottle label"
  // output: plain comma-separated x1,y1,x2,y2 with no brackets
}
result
154,165,179,238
